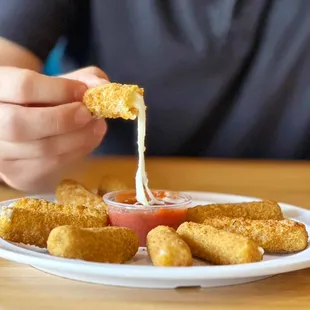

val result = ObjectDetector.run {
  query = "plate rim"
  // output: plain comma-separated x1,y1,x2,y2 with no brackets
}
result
0,191,309,281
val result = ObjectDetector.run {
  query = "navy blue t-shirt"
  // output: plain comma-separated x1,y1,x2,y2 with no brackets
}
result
0,0,310,159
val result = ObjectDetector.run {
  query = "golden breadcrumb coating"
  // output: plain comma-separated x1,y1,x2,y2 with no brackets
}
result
187,200,283,223
97,175,128,196
56,179,107,212
204,217,308,253
177,222,263,265
0,198,108,248
146,226,192,267
47,225,139,263
83,83,144,120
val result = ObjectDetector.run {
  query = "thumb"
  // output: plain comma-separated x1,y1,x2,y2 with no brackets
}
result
60,66,110,88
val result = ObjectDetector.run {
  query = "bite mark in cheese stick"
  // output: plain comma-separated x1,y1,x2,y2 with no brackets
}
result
187,200,283,223
0,198,108,248
147,226,192,267
82,83,143,120
203,217,309,253
47,226,139,263
177,222,263,265
56,179,107,212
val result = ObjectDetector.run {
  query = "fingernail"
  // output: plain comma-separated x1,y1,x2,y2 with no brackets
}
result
74,105,91,125
75,85,88,101
99,78,110,84
93,120,107,136
87,77,110,88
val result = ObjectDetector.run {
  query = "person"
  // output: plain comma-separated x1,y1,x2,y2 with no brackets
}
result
0,0,309,192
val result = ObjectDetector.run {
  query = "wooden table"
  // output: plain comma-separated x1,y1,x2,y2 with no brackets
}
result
0,157,310,310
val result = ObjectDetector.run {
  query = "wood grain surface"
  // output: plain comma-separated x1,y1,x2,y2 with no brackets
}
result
0,157,309,310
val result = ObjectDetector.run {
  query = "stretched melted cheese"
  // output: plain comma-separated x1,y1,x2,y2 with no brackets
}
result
134,94,163,206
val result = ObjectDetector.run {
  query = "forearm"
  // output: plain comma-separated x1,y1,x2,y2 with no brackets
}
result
0,37,42,71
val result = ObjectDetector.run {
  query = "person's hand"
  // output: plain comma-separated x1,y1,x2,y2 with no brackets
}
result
0,66,109,192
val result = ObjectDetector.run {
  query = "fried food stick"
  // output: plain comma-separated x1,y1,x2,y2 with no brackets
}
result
203,217,308,253
177,222,263,265
97,175,128,196
147,226,193,267
187,200,283,223
83,83,144,120
47,226,139,263
56,179,107,212
0,198,108,248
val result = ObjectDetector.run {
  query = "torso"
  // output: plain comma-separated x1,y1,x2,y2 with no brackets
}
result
63,0,310,159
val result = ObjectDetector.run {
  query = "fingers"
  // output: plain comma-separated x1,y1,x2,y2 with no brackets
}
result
0,119,107,159
0,121,106,192
0,101,95,142
0,67,87,105
0,146,94,192
0,66,111,192
62,66,109,80
61,66,110,88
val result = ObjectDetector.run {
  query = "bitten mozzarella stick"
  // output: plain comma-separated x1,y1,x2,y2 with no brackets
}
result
147,226,192,267
0,198,108,248
47,226,139,263
177,222,263,265
82,83,144,120
204,217,309,253
56,179,107,212
187,200,283,223
97,175,128,196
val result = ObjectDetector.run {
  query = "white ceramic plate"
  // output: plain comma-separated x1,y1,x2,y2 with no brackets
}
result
0,192,309,289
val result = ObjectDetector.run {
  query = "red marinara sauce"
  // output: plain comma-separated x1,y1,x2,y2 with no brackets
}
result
104,190,191,246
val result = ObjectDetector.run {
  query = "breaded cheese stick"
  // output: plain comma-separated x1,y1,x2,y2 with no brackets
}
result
0,198,108,248
97,175,128,196
187,200,283,223
147,226,192,267
83,83,144,120
177,222,263,265
203,217,308,253
56,179,107,212
12,198,107,224
47,225,139,263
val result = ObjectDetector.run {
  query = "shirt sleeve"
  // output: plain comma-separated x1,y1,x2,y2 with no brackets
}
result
0,0,77,61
